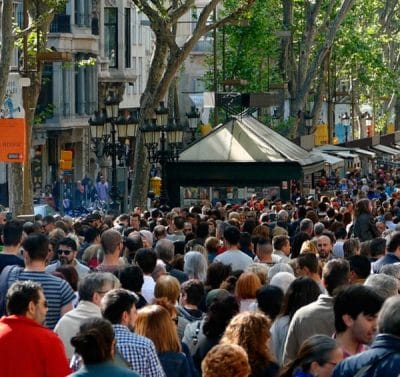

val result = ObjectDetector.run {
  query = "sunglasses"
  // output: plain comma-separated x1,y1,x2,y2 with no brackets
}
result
57,249,73,256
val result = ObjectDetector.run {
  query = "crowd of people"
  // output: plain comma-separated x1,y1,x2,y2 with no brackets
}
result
1,169,400,376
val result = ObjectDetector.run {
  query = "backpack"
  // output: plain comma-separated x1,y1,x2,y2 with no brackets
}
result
0,265,23,317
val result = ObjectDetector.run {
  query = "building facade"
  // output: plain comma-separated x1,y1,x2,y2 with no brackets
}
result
0,0,154,207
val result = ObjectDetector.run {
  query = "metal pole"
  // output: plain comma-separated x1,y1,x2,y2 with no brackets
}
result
109,119,120,213
327,49,333,144
21,0,31,215
159,127,167,205
351,75,355,140
222,26,226,91
59,173,64,216
213,9,218,127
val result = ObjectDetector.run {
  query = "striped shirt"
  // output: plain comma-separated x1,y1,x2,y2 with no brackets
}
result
113,324,166,377
7,269,75,329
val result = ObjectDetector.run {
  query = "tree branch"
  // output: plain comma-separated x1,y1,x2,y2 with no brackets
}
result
298,0,356,100
169,0,195,24
131,0,161,23
203,0,256,33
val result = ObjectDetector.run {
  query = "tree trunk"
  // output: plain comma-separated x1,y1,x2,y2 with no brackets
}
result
286,0,356,136
0,0,14,102
9,1,55,215
130,0,256,209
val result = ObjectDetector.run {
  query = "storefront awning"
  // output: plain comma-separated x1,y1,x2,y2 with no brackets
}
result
352,148,376,158
311,151,345,170
334,151,359,160
371,144,400,157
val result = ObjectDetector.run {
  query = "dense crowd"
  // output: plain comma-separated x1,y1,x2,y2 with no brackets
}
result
1,169,400,376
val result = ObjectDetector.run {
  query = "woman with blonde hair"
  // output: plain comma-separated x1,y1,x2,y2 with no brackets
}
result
220,311,279,377
235,272,262,312
300,240,318,255
135,305,192,377
154,275,181,304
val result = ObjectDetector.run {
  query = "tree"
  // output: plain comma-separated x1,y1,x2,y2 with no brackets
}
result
203,0,282,93
130,0,256,209
0,0,66,215
202,0,357,137
0,1,14,104
328,0,400,136
281,0,357,135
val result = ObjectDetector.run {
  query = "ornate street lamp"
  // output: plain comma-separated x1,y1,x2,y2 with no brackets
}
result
88,93,138,213
365,112,373,137
186,106,200,142
141,101,184,204
341,112,351,142
303,111,313,135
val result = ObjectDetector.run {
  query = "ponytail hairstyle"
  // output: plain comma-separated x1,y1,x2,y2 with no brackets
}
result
279,335,338,377
71,318,115,365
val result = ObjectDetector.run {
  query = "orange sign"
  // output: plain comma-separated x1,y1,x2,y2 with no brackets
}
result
0,118,26,163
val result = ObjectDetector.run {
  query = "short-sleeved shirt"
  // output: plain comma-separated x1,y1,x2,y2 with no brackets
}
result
214,249,253,271
7,269,75,329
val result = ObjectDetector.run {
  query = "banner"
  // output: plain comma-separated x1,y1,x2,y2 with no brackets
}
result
0,119,26,163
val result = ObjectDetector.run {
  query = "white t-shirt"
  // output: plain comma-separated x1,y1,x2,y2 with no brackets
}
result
214,249,253,271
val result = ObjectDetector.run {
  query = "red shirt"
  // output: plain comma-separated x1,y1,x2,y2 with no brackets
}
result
0,315,71,377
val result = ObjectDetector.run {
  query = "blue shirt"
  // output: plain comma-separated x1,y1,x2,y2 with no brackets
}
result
158,351,191,377
70,361,140,377
113,324,165,377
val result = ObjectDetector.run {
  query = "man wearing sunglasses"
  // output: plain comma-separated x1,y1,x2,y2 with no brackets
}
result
46,237,90,279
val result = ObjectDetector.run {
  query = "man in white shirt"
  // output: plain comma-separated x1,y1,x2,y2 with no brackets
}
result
214,226,253,271
54,272,118,359
272,235,291,263
135,248,158,303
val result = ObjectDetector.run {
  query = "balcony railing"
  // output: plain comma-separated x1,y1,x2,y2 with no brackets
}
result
50,14,71,33
192,39,213,53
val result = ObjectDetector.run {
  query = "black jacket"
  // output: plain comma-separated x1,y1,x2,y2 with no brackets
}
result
353,213,380,241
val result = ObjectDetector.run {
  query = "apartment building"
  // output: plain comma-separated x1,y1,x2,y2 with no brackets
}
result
0,0,154,204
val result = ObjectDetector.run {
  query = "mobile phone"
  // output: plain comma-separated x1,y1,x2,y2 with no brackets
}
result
5,212,12,221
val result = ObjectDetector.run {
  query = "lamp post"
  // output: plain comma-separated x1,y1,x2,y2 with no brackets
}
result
341,112,350,142
89,93,139,213
365,112,373,137
141,101,184,205
186,106,200,142
303,111,313,135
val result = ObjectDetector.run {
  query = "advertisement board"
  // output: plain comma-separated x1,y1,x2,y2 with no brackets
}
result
0,119,26,163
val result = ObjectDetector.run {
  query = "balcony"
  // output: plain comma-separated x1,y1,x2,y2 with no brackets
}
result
192,39,213,53
50,14,71,33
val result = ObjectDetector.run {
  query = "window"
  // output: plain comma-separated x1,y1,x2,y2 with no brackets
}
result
138,57,143,93
138,12,143,44
74,0,91,26
104,8,118,68
74,54,96,115
132,7,137,45
125,8,131,68
36,64,54,122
